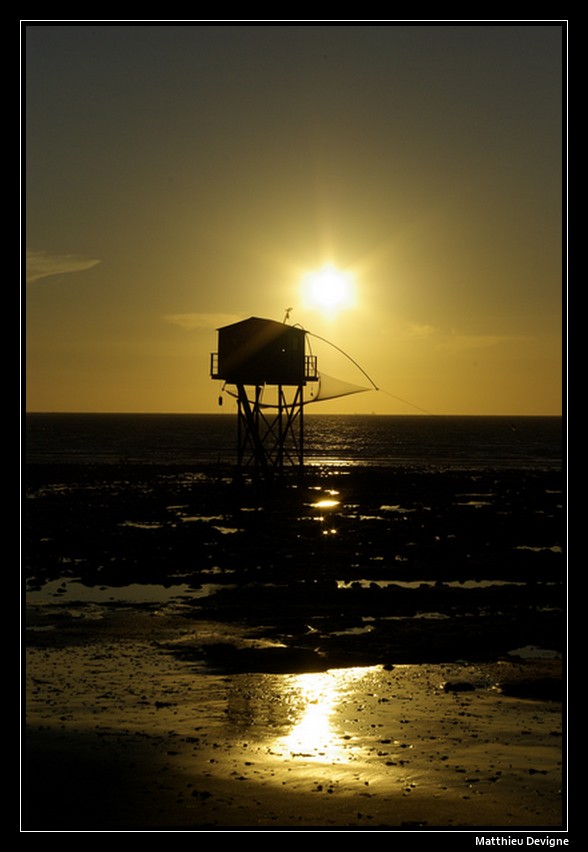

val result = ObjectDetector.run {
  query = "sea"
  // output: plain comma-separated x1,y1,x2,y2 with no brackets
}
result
24,413,563,471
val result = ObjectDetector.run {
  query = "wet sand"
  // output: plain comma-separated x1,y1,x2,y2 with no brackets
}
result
25,619,563,830
23,464,565,831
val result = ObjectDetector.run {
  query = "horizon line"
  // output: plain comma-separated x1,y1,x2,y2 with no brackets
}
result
24,410,563,418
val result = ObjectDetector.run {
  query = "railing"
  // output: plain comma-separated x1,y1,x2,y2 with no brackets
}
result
210,352,219,378
211,352,318,382
305,354,318,381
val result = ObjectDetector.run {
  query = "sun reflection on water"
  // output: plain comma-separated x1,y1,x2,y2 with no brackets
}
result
311,499,340,509
271,667,375,763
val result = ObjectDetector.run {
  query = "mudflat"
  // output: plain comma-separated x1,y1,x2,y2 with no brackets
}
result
23,464,565,830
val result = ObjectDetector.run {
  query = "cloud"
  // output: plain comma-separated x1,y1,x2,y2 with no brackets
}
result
436,330,523,352
404,322,438,338
26,250,100,284
403,322,525,351
163,312,243,331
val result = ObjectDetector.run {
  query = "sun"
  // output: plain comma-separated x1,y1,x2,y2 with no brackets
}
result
300,264,356,316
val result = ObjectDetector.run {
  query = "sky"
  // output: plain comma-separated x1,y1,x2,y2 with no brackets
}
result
24,22,565,415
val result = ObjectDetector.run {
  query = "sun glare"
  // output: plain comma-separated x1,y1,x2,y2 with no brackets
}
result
301,264,356,316
271,668,373,763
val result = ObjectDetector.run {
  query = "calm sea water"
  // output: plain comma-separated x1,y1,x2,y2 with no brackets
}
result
25,413,563,471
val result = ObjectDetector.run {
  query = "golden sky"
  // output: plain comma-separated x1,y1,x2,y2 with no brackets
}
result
24,23,564,415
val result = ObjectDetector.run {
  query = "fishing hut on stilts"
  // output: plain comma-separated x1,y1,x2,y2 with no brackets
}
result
210,317,318,478
210,315,374,480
